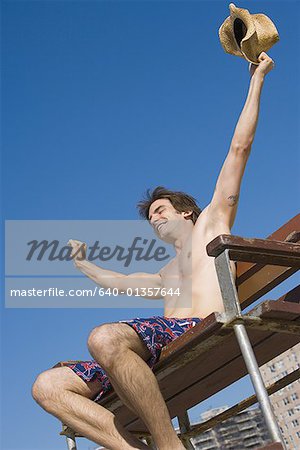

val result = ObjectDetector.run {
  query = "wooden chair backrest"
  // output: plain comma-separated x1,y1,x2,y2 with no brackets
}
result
231,214,299,309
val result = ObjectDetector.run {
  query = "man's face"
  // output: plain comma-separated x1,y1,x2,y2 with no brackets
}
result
148,198,191,243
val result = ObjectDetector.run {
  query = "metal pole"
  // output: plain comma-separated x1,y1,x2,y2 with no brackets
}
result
178,411,196,450
214,250,242,320
233,323,284,447
65,434,77,450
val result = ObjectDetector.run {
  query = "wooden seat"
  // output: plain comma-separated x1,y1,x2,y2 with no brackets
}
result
257,444,285,450
56,214,300,449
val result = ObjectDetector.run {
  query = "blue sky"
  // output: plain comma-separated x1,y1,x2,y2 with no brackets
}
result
1,1,299,449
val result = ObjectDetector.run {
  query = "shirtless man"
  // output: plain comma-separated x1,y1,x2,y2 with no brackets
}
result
32,52,274,450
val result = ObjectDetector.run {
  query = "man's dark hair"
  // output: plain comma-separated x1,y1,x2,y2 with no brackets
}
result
137,186,202,225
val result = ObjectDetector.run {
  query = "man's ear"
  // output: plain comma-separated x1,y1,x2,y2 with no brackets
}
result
182,210,193,219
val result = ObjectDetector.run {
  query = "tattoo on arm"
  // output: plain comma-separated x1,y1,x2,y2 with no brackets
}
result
227,194,239,207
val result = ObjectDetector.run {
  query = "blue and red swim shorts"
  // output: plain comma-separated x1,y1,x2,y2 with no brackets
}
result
65,315,202,402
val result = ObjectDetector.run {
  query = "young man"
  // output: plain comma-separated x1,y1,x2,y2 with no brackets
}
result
32,52,274,450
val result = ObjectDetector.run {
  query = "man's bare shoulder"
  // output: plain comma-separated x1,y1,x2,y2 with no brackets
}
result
193,204,231,242
193,205,210,232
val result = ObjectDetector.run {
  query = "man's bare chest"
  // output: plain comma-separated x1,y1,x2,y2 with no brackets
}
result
161,236,212,283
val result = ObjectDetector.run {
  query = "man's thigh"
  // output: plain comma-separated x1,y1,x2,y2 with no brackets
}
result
53,366,103,400
108,322,152,361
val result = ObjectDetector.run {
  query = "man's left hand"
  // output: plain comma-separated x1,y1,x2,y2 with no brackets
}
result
68,239,87,265
249,52,275,78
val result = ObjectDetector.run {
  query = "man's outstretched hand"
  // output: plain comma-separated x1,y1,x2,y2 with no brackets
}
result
249,52,275,78
68,239,87,266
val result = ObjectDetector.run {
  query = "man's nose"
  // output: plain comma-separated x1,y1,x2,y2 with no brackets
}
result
150,215,160,226
150,217,157,226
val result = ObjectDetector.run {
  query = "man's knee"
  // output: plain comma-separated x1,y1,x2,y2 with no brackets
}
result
32,367,80,408
32,368,59,408
87,324,122,367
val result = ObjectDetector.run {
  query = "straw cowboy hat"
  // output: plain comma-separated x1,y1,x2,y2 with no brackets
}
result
219,3,279,64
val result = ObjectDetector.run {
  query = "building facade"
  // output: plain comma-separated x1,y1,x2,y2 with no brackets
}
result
260,343,300,450
189,406,270,450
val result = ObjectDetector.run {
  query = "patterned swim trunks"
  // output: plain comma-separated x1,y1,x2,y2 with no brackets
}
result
65,316,202,402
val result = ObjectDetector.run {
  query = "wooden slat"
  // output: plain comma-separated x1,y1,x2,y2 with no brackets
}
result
207,235,300,267
236,214,300,280
278,284,300,303
256,443,284,450
157,313,226,366
206,215,300,308
248,299,300,321
238,266,297,309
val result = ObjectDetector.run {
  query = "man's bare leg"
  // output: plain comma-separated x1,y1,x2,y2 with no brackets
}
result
32,367,148,450
88,323,185,450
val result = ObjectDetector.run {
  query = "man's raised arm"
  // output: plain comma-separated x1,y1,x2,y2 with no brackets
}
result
68,239,162,298
207,52,274,229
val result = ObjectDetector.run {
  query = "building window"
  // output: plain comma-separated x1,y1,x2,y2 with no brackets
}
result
283,397,290,405
291,393,299,401
269,364,276,373
288,409,294,416
292,419,299,427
